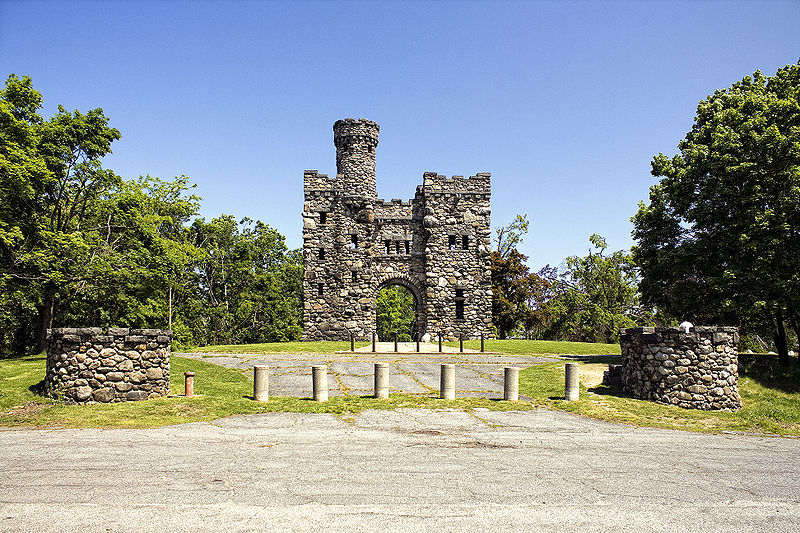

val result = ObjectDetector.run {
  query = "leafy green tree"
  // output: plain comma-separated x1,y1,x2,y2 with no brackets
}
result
376,285,416,341
0,74,121,352
547,235,644,343
490,214,551,339
188,216,302,345
632,62,800,364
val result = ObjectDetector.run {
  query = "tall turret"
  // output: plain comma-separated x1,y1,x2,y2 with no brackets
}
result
333,118,379,199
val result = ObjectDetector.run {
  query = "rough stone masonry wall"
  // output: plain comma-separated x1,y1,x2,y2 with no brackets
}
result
619,326,741,410
45,327,171,404
302,118,493,341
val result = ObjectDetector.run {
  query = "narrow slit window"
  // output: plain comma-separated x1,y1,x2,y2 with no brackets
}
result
455,288,465,320
350,234,358,250
352,271,358,282
317,283,324,296
319,212,327,224
385,240,391,254
319,248,325,260
462,235,469,250
395,241,401,254
404,241,410,254
448,235,456,250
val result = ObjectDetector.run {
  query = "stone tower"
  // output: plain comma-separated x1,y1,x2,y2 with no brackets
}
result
333,118,379,199
302,118,493,341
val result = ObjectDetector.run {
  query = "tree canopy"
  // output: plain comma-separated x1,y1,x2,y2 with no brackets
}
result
0,74,302,356
632,62,800,363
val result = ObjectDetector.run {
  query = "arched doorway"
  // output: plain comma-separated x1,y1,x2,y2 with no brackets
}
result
375,278,425,341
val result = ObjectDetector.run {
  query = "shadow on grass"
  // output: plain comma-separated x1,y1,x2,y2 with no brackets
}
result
28,379,45,396
587,384,629,398
739,353,800,394
560,355,622,365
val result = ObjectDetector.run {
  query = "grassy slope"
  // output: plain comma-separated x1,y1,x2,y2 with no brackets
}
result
518,354,800,436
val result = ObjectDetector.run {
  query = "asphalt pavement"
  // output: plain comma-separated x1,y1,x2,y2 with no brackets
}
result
1,407,799,532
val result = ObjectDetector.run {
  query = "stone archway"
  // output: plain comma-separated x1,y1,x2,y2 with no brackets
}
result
376,277,426,338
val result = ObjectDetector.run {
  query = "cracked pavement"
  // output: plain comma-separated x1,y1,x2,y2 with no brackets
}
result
1,408,799,532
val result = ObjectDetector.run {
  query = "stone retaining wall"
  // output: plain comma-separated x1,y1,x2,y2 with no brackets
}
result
619,326,741,410
45,327,171,404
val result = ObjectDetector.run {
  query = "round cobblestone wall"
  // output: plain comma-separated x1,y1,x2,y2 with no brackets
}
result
619,326,741,410
45,327,171,404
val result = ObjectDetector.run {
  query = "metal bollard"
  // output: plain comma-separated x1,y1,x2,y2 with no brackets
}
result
565,363,579,401
480,333,485,353
184,371,195,397
312,365,328,402
438,332,443,353
253,365,269,402
504,366,520,401
374,363,389,399
459,333,463,353
372,332,376,352
416,333,420,352
440,364,455,400
394,334,398,352
350,335,354,352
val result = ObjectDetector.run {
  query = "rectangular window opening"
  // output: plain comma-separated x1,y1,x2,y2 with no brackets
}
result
319,212,327,224
318,248,325,260
455,289,464,299
395,241,401,254
455,300,465,320
448,235,456,250
317,283,324,296
349,234,358,250
385,240,391,254
352,271,358,282
404,240,410,254
462,235,469,250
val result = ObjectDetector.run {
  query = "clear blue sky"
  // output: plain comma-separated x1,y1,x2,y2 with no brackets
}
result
2,0,798,269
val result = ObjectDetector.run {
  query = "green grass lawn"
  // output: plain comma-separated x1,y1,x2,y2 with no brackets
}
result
0,353,535,429
2,344,797,435
188,338,621,356
518,353,800,436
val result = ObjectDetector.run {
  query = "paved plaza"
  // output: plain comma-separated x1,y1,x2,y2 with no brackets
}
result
176,345,558,399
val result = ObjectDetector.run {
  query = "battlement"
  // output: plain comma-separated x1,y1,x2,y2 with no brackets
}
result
421,172,491,194
304,170,343,192
333,118,380,147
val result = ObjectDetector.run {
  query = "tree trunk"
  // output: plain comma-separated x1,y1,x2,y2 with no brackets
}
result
787,304,800,366
36,288,55,354
774,308,790,367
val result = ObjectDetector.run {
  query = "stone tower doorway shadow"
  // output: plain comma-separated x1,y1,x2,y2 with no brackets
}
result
375,277,425,341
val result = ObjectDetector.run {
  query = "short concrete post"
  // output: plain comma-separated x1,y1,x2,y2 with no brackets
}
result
480,333,485,353
565,362,579,401
350,335,354,352
440,363,455,400
438,332,443,353
394,334,398,352
459,333,464,352
374,363,389,399
372,332,376,352
253,365,269,402
184,371,195,397
504,366,520,401
312,365,328,402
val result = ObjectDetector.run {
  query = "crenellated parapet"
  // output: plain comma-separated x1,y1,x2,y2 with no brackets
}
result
302,119,493,341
